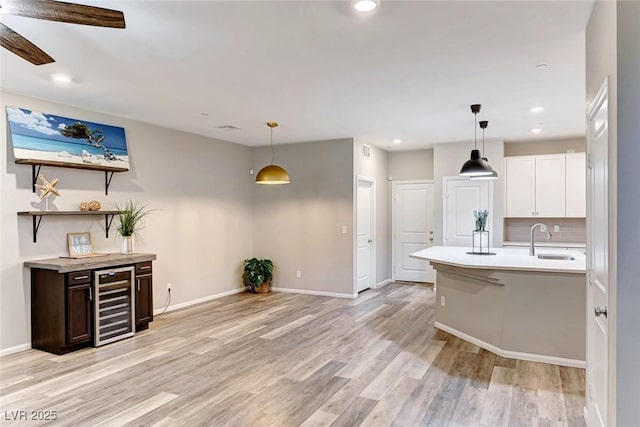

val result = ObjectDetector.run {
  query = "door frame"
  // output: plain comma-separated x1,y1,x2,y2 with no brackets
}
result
585,76,615,427
391,179,434,282
354,175,376,294
442,176,494,247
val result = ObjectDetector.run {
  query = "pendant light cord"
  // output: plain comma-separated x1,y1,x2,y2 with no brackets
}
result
474,112,478,149
270,126,275,165
482,126,485,153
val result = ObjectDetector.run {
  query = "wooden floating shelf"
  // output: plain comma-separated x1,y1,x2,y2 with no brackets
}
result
17,211,121,243
17,159,128,195
16,158,129,172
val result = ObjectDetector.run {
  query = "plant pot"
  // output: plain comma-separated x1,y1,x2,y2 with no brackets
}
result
254,281,270,293
472,230,489,254
120,236,134,254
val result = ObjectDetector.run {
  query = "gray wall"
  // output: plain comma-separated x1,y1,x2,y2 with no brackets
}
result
354,141,390,286
616,1,640,423
433,138,505,246
504,137,586,157
0,91,254,352
252,139,354,296
388,149,434,181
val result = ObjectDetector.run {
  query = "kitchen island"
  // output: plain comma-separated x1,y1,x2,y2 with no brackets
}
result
411,246,586,367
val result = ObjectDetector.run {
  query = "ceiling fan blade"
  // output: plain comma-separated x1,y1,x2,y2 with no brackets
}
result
0,0,126,29
0,23,54,65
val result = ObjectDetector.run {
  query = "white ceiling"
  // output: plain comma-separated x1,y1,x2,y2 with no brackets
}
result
0,0,593,150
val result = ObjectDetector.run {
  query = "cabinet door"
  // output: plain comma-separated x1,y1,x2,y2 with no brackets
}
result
566,153,586,217
135,274,153,327
535,154,566,217
66,283,92,344
505,156,536,217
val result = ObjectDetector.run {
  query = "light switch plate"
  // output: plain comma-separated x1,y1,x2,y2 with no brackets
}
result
341,226,347,234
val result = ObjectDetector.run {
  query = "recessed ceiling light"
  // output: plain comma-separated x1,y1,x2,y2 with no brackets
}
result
51,74,72,83
530,106,544,113
535,63,549,69
393,139,401,144
531,128,542,134
353,0,379,12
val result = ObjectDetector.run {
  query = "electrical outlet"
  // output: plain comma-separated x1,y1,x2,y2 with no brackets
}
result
440,296,446,307
296,270,302,278
554,224,560,232
341,225,348,235
540,224,547,232
167,283,172,291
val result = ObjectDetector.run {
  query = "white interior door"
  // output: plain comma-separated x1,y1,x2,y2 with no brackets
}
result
586,80,610,427
356,177,375,292
443,177,492,247
393,181,435,283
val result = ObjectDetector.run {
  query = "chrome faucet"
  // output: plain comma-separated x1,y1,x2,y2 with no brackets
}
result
530,223,552,256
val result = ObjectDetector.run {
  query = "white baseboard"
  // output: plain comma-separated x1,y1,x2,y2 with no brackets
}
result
373,279,392,289
0,342,31,356
271,287,357,299
434,321,586,368
153,287,244,315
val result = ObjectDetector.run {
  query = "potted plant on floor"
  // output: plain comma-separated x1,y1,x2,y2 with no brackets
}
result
244,258,274,293
115,200,152,254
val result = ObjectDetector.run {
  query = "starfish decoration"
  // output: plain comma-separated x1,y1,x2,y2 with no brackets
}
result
35,174,61,199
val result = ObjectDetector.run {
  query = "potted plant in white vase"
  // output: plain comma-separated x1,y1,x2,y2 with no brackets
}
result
115,201,151,254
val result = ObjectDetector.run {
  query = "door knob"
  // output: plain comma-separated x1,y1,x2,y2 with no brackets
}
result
594,306,608,318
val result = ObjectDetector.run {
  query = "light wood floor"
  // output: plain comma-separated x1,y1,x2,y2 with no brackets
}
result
0,282,585,426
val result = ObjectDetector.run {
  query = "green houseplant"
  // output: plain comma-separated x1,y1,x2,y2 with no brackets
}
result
115,200,152,254
244,258,274,293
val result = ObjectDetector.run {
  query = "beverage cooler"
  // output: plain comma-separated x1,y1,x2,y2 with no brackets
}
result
94,266,135,346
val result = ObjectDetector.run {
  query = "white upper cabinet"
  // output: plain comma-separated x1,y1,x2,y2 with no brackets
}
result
505,156,536,217
535,154,566,217
505,153,585,218
565,152,587,217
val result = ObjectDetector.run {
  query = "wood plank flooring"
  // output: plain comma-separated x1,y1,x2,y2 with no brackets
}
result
0,282,585,426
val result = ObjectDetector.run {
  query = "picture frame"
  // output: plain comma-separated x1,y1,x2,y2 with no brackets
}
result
67,232,94,257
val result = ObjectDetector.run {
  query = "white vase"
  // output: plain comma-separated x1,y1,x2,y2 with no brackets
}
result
120,236,134,254
472,230,489,253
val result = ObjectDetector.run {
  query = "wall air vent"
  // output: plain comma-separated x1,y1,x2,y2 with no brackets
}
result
362,144,371,160
216,125,241,130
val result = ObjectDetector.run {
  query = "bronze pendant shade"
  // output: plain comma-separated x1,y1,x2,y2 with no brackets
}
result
256,122,290,185
460,104,494,177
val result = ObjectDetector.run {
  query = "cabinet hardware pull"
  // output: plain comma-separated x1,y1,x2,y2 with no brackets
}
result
137,279,140,291
89,286,93,301
75,275,89,280
140,266,150,270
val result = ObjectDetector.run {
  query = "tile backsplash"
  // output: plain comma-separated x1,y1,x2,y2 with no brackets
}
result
504,218,586,244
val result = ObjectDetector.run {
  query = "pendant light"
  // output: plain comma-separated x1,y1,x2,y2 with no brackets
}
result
255,122,290,185
459,104,493,177
470,120,498,180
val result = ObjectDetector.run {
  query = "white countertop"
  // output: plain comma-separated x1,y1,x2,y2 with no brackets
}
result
411,246,586,274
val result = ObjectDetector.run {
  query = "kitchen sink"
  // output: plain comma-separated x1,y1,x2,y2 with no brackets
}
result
537,254,576,260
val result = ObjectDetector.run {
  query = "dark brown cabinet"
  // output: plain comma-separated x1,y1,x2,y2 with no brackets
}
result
32,269,94,354
28,255,156,355
135,261,153,331
66,283,92,344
